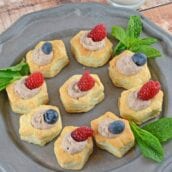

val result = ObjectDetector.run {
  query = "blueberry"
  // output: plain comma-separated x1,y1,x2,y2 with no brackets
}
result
132,53,147,66
41,42,52,55
43,109,58,124
108,120,125,134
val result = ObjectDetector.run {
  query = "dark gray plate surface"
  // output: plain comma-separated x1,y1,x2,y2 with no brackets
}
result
0,3,172,172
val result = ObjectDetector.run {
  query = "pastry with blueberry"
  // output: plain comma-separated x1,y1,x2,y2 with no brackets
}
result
119,80,163,125
6,72,49,114
109,50,151,89
54,126,93,170
70,24,113,67
91,112,135,158
59,71,104,113
19,105,62,146
26,40,69,78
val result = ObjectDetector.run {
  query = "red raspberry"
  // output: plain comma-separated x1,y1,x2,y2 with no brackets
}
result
71,126,93,142
87,24,107,42
138,80,161,100
77,71,95,91
25,72,44,89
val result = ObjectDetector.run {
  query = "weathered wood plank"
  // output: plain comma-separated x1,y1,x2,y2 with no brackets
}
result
0,0,171,33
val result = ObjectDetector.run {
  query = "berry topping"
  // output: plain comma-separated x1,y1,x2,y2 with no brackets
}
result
132,53,147,66
138,80,161,100
43,109,58,124
25,72,44,90
41,42,52,55
71,126,93,142
87,24,107,42
108,120,125,134
77,71,95,91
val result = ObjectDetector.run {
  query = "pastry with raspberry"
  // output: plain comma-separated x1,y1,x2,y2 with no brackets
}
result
119,80,163,124
26,40,69,78
6,72,49,114
91,112,135,158
59,70,104,113
54,126,93,170
19,105,62,146
70,24,113,67
109,50,151,89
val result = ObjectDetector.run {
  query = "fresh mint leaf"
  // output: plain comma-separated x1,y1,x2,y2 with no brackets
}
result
111,26,126,45
143,118,172,143
113,42,127,55
130,37,158,47
0,59,29,91
126,16,142,38
130,45,161,58
131,122,164,162
111,16,161,58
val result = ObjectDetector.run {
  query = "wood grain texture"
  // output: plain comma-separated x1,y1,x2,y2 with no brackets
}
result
0,0,171,33
142,3,172,33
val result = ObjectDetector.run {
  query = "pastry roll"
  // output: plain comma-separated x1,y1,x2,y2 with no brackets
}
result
59,71,104,113
26,40,69,78
19,105,62,146
54,126,93,170
109,50,151,89
70,24,112,67
91,112,135,158
119,80,163,124
6,73,48,114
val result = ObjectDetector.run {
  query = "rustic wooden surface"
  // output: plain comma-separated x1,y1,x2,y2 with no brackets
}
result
0,0,171,33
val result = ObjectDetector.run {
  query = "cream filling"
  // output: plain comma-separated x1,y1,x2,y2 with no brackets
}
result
14,77,40,99
98,118,117,138
116,54,142,76
80,31,106,51
127,91,151,111
32,47,53,66
67,80,88,99
62,133,87,154
31,110,55,130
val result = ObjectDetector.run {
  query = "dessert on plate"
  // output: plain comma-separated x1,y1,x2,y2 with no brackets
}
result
19,105,62,146
91,112,135,158
59,71,104,113
6,72,49,114
26,40,69,78
109,50,151,89
70,24,113,67
119,80,163,124
54,126,93,170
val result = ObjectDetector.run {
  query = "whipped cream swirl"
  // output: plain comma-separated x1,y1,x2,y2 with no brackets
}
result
80,31,105,51
67,80,88,99
62,133,87,154
127,91,151,111
14,77,40,99
116,54,142,76
31,110,56,130
98,118,117,138
32,47,53,66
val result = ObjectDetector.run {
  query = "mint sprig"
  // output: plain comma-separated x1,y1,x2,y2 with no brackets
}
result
143,118,172,143
130,122,164,162
0,59,29,91
111,16,161,58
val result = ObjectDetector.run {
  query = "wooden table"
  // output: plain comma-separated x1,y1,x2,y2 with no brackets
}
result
0,0,171,34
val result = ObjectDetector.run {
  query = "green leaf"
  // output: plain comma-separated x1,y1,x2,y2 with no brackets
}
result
131,122,164,162
130,45,161,58
111,26,127,45
113,42,127,55
0,59,29,91
130,37,158,47
143,118,172,143
126,16,142,38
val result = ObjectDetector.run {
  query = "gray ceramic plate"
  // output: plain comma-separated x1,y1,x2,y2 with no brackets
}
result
0,3,172,172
